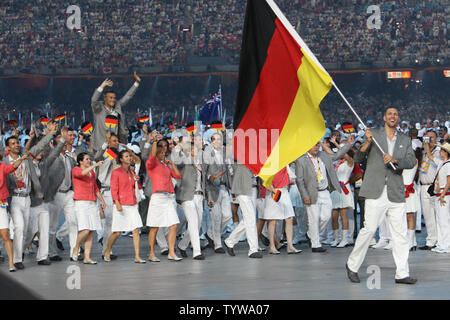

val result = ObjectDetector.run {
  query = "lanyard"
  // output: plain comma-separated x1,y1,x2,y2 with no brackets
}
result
14,162,23,179
307,154,321,172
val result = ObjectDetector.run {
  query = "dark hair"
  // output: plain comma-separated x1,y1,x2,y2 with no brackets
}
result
384,106,398,115
6,136,19,147
76,152,89,166
347,148,355,159
118,150,130,164
104,89,115,96
409,128,418,137
109,133,119,140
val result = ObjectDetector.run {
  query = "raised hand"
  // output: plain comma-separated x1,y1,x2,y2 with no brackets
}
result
100,78,113,89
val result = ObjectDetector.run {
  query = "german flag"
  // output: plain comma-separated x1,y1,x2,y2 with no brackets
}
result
139,116,150,124
5,120,18,127
186,122,197,135
104,148,118,161
81,122,93,135
233,0,333,187
210,121,223,132
55,114,66,122
40,117,49,127
271,190,281,202
342,123,355,134
105,115,118,130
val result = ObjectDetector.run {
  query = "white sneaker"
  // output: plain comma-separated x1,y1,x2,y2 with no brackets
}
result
383,241,393,250
431,247,450,253
371,239,389,249
330,240,339,247
337,239,349,248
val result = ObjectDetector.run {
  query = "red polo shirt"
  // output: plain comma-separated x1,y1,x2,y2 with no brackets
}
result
72,166,99,201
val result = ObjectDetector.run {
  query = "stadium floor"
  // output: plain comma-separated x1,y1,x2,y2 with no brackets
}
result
2,230,449,300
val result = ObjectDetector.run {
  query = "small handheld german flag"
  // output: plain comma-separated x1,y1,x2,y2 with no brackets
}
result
5,120,19,127
342,122,355,134
103,148,118,161
186,122,197,135
105,115,118,130
210,121,223,132
81,122,93,135
55,114,67,123
272,190,281,202
139,115,150,124
40,116,49,127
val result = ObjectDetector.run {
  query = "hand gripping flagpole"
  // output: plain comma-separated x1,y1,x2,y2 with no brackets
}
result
331,81,396,170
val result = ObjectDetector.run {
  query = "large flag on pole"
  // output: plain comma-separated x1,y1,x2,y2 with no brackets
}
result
233,0,333,187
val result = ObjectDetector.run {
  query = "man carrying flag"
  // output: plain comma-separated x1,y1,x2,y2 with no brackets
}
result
91,72,141,151
233,0,333,188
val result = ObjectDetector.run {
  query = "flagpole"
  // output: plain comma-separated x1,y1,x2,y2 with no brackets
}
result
332,81,396,170
265,0,395,170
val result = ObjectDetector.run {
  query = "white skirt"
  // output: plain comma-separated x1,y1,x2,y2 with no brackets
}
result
263,187,295,220
75,200,102,231
0,207,9,229
112,204,143,232
331,188,354,210
405,192,419,213
146,193,180,227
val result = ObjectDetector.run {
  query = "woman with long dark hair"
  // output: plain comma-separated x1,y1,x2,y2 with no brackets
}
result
71,153,106,264
103,150,145,263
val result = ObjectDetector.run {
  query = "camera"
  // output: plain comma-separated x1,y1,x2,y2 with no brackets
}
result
423,136,430,143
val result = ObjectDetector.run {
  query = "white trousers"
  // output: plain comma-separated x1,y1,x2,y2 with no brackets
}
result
378,214,392,241
435,195,450,250
305,190,332,248
48,191,77,258
101,191,113,254
420,185,437,246
25,203,49,261
207,187,232,249
348,186,410,279
225,189,259,255
179,195,203,257
10,196,31,263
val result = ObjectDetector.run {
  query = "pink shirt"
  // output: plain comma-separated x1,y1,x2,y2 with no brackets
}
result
0,163,15,200
111,166,137,206
146,155,182,194
272,167,289,189
72,166,99,201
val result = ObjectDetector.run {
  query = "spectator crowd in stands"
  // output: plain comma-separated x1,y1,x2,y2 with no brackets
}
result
0,0,447,72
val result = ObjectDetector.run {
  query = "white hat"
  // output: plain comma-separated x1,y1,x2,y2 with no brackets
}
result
415,123,421,130
438,143,450,155
433,120,439,124
358,124,364,130
445,121,450,128
335,123,341,130
127,144,141,155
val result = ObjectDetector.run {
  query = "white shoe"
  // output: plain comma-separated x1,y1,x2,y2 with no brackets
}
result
431,247,450,253
383,241,393,250
369,238,377,246
330,240,338,247
371,239,389,249
337,239,349,248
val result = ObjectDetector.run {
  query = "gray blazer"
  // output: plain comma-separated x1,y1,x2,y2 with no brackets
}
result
28,139,65,207
46,148,77,202
231,163,259,197
3,133,54,197
355,127,415,203
203,145,232,203
91,83,139,151
295,143,352,205
173,150,207,203
140,139,152,198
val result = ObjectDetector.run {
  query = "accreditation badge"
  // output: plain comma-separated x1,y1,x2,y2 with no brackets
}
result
316,170,325,184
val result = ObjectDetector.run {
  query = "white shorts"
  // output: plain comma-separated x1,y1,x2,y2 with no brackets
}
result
146,193,179,227
112,204,143,232
0,207,9,229
263,187,295,220
75,200,102,231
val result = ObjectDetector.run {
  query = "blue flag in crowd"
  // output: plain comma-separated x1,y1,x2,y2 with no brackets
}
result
199,89,221,124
